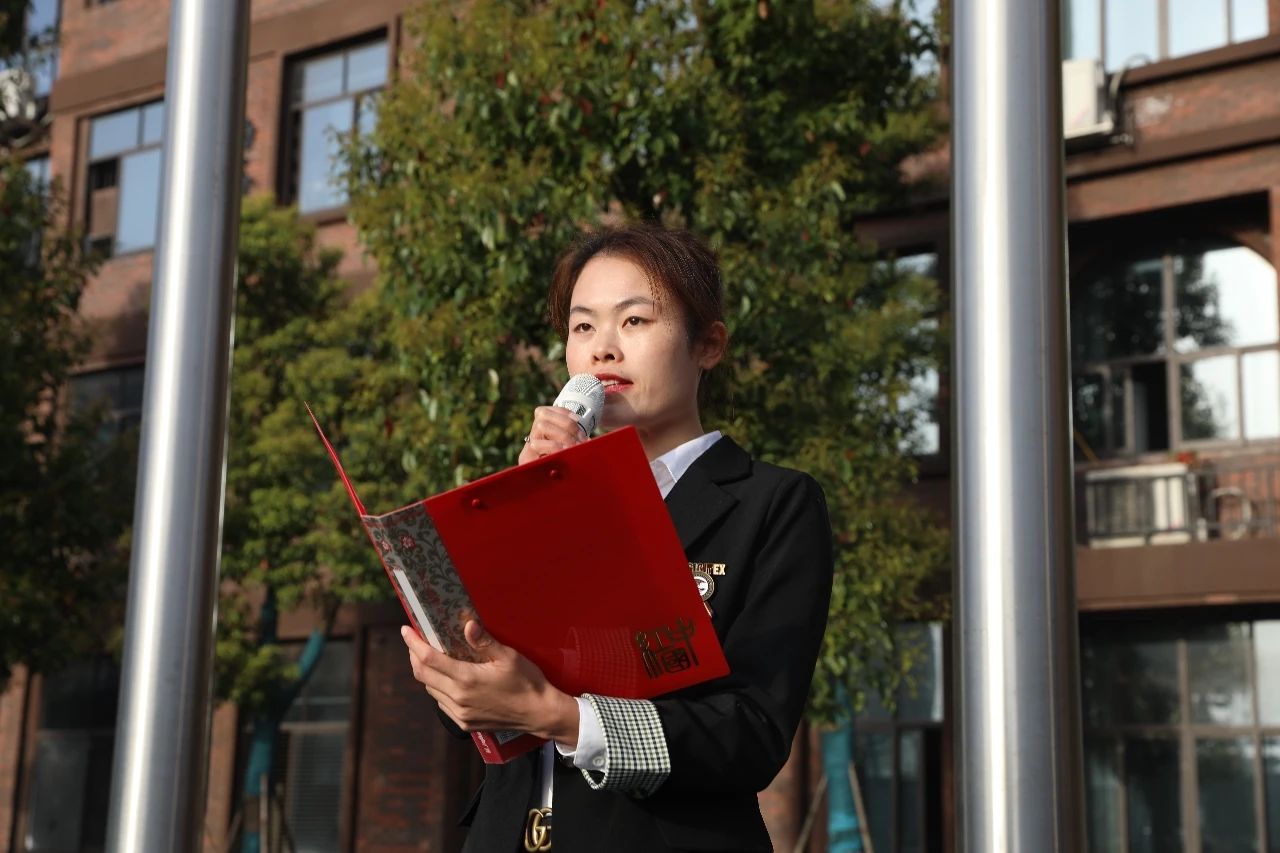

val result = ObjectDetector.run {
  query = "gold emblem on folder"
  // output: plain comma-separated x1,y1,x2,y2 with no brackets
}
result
688,563,725,616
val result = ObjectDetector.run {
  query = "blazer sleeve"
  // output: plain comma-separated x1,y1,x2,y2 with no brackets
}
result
651,472,834,794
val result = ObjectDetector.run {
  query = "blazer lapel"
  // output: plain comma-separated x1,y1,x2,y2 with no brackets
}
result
664,436,751,550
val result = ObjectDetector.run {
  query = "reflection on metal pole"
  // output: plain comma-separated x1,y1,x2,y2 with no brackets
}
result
104,0,250,849
951,0,1085,849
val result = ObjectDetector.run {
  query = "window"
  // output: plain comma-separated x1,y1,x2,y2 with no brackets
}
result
877,252,943,457
284,38,387,214
1082,618,1280,852
233,640,353,852
854,623,946,853
22,657,119,852
24,155,50,187
68,365,145,441
1071,240,1280,458
85,101,163,257
1065,0,1270,70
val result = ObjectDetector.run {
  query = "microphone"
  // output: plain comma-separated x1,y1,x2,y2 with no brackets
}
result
553,374,605,436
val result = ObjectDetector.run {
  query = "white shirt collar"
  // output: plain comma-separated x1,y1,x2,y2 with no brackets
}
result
650,431,723,499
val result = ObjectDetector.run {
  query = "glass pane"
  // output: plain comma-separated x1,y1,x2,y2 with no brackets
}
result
1125,737,1183,853
1232,0,1269,42
297,52,344,104
285,640,353,723
1073,371,1128,455
901,366,940,456
356,91,380,138
1168,0,1228,58
1131,362,1171,452
1176,245,1279,351
345,40,388,92
1197,738,1258,853
1105,0,1158,68
1254,621,1280,725
285,730,345,853
115,148,162,254
854,731,894,853
1187,622,1254,725
141,101,165,146
1066,0,1101,61
24,155,50,186
297,99,353,213
898,730,923,853
1181,356,1239,442
1264,738,1280,852
1071,255,1164,361
1243,351,1280,441
90,106,140,160
40,658,120,730
24,734,89,850
898,623,944,723
1085,738,1123,853
1081,630,1180,726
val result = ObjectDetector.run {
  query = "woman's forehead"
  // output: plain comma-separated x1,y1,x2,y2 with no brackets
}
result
571,255,669,311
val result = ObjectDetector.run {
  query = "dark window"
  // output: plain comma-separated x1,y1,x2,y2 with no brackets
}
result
1071,240,1280,458
1065,0,1269,69
282,38,387,214
68,365,145,441
854,623,946,853
231,640,353,852
23,657,120,852
86,102,163,257
1082,619,1280,852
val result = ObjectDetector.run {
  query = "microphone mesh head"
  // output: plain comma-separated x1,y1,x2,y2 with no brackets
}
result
554,373,605,435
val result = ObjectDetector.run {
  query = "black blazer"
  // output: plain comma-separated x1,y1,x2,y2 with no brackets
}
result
457,436,834,853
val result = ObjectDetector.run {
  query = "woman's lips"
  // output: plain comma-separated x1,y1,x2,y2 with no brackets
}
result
602,381,632,395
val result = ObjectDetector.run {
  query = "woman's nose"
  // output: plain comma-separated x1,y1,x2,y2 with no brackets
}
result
592,333,620,363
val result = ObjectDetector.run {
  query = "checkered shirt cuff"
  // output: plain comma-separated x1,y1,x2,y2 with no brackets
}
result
578,694,671,797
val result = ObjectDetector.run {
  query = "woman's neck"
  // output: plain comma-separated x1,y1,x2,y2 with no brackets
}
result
635,415,706,462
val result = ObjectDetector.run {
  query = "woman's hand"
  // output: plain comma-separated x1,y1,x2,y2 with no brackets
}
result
401,621,580,747
518,406,585,465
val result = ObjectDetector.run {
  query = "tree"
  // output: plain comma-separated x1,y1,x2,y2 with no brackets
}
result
0,156,134,686
217,195,429,852
349,0,947,723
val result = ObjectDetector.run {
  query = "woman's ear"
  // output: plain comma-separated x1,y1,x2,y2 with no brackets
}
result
697,321,729,370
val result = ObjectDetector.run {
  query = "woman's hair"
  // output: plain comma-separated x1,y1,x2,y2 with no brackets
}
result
546,221,725,347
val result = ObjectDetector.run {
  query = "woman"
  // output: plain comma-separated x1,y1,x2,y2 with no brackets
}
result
401,222,833,853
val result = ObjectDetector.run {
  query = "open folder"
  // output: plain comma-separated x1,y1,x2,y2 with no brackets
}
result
307,406,729,763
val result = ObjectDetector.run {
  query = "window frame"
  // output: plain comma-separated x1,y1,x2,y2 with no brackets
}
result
279,33,390,220
83,100,165,259
1065,0,1272,70
1071,241,1280,459
1081,618,1280,853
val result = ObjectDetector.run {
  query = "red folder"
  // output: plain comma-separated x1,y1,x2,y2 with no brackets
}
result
308,407,729,763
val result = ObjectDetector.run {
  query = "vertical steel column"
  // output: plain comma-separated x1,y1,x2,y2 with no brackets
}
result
951,0,1085,849
104,0,250,849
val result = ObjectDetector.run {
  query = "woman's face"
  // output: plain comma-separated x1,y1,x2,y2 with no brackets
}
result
565,255,720,439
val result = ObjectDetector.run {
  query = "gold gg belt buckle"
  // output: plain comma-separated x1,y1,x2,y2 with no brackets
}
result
524,807,552,851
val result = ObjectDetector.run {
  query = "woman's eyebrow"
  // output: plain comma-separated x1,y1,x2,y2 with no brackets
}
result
569,296,656,315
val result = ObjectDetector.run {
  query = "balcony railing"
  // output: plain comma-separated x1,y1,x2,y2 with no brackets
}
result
1078,458,1280,547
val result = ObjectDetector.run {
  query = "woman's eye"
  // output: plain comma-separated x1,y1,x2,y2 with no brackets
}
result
572,322,592,333
624,316,647,327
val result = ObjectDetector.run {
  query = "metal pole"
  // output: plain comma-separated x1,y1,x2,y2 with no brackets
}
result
104,0,250,848
951,0,1085,849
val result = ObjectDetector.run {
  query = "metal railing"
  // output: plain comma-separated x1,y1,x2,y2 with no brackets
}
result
1079,458,1280,546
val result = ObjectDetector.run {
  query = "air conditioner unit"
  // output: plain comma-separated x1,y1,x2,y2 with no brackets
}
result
1062,58,1114,141
0,67,38,127
1085,462,1203,548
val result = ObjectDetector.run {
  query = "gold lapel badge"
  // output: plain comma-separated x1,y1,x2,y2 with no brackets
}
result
524,807,552,851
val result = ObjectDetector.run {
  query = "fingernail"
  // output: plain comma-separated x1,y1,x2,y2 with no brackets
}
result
400,626,409,640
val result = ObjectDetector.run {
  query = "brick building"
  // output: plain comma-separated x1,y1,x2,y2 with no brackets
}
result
2,0,1280,850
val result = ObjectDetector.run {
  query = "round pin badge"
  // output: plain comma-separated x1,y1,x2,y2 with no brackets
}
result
692,569,716,601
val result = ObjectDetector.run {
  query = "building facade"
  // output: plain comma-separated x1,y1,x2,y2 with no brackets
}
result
2,0,1280,851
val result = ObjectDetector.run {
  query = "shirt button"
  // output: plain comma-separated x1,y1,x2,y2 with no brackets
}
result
592,755,605,768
